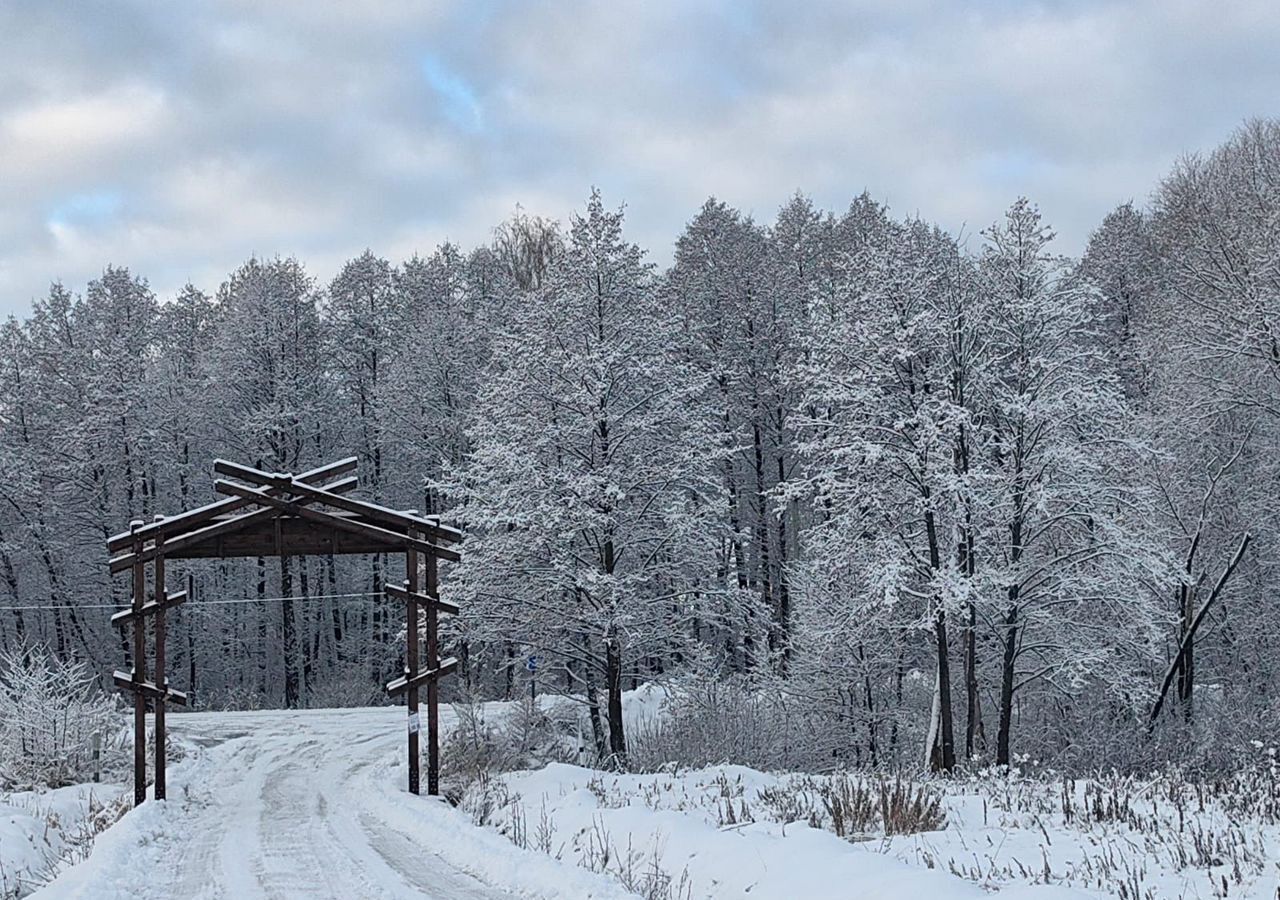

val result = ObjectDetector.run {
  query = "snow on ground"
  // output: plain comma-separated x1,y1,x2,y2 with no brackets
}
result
25,707,631,900
7,690,1279,898
467,763,1091,900
0,783,127,898
882,770,1280,899
462,687,1280,900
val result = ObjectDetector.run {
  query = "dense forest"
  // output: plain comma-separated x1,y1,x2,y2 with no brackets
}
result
2,119,1278,777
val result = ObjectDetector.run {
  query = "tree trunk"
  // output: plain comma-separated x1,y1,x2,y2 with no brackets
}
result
965,601,985,760
281,555,299,709
774,414,792,675
581,633,607,760
996,602,1018,767
923,504,956,773
605,628,626,767
1176,582,1196,719
929,609,957,772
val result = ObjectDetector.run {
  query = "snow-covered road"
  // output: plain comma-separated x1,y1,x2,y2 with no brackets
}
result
32,708,629,900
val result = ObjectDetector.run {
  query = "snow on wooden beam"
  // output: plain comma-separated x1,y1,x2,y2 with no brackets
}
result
112,670,189,706
383,582,460,616
386,657,459,696
213,480,462,562
108,475,359,573
217,459,462,545
106,457,358,552
111,590,187,627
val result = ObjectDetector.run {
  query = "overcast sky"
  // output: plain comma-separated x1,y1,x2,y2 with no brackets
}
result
2,0,1278,317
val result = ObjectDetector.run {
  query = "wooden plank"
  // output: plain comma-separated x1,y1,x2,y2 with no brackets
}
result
214,481,461,561
383,582,460,616
112,671,189,705
154,549,167,801
407,549,420,795
267,477,462,546
110,590,187,627
131,534,146,807
425,550,440,796
385,657,458,696
162,530,403,559
107,457,358,552
109,476,358,573
214,459,461,544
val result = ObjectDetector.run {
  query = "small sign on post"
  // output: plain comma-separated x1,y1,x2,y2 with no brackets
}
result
408,711,421,734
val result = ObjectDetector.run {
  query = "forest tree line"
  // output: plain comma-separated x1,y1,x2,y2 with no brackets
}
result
2,120,1279,774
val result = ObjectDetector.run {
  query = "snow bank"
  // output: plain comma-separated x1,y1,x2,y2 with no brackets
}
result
0,782,128,898
469,763,1094,900
373,751,637,898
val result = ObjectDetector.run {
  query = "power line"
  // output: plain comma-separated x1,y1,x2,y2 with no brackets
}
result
0,590,389,612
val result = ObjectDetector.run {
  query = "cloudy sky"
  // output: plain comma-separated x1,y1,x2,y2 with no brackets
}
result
2,0,1278,317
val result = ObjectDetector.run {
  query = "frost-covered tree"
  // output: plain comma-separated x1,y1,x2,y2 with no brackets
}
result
443,192,723,764
793,210,976,772
980,200,1165,766
206,257,327,708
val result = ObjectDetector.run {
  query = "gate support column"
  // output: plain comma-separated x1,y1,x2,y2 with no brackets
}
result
425,548,440,796
154,532,168,801
131,526,147,807
406,538,421,795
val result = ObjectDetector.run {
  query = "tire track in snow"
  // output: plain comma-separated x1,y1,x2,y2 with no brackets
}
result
32,709,522,900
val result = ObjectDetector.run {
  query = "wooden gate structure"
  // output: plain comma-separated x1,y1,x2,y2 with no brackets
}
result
105,457,462,806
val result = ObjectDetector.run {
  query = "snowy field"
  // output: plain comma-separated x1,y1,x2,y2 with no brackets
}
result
3,694,1278,899
471,761,1280,900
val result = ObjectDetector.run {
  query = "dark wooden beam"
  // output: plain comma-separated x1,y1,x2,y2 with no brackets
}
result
386,657,458,696
110,589,187,627
113,670,189,706
214,480,461,561
384,582,460,616
216,459,462,545
284,479,463,546
109,476,358,573
107,457,358,552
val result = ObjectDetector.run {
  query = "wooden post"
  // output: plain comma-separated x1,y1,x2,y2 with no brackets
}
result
406,539,421,796
153,519,167,802
425,547,440,796
130,522,146,807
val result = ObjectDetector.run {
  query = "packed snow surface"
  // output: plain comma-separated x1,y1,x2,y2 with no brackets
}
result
28,707,629,900
19,699,1277,898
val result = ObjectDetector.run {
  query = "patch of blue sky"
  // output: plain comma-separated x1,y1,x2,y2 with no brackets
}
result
47,189,124,229
420,54,483,134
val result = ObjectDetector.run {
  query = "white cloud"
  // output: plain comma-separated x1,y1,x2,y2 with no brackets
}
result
0,0,1277,315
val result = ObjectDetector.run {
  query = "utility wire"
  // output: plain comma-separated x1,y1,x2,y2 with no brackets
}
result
0,590,390,612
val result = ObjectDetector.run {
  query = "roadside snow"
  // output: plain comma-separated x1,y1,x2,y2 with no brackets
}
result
0,783,127,898
468,763,1093,900
14,693,1280,899
464,686,1280,899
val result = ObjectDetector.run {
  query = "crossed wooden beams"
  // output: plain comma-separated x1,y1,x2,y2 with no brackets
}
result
109,514,193,807
106,457,463,806
382,565,459,796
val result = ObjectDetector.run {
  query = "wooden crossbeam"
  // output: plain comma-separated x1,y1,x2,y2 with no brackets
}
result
112,671,189,706
111,590,187,627
383,582,460,616
284,481,464,546
386,657,458,696
109,476,358,573
215,459,463,545
214,480,461,562
107,457,358,552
